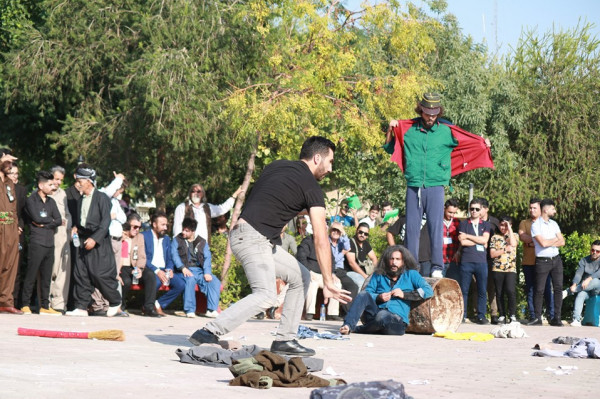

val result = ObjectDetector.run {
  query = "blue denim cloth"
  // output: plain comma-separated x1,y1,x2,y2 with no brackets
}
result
522,265,554,319
419,260,432,278
183,267,221,313
346,271,366,289
572,278,600,321
459,262,488,319
405,185,445,273
444,262,459,280
155,272,185,309
343,291,407,335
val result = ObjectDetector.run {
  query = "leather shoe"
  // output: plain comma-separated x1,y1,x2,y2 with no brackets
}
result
189,328,219,346
475,317,490,325
527,317,543,326
549,318,564,327
142,306,163,318
0,306,24,314
490,316,499,325
270,339,316,357
266,306,278,320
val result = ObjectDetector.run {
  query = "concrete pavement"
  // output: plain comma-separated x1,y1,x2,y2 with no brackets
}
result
1,312,599,398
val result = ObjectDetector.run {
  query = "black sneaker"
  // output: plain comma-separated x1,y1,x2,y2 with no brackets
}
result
491,316,499,325
476,317,490,325
266,306,278,319
270,339,315,357
254,312,265,320
188,328,219,346
527,317,543,326
549,318,564,327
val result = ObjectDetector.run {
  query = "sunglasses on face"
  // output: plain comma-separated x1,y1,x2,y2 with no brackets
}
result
357,231,369,237
331,229,341,234
191,190,203,193
470,207,481,212
591,249,600,254
130,225,141,230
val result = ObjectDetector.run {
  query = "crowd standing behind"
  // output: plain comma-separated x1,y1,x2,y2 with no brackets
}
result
1,105,597,332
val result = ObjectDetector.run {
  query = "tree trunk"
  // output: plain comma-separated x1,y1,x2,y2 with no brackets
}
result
221,132,261,285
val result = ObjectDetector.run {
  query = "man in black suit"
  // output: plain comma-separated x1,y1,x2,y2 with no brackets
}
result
6,162,28,309
66,165,122,317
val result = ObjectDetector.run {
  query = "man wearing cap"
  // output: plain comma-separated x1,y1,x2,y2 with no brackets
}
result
384,93,493,279
0,150,23,314
66,165,122,317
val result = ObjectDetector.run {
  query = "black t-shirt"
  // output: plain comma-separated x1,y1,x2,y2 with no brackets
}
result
240,160,325,245
387,216,431,262
344,238,373,272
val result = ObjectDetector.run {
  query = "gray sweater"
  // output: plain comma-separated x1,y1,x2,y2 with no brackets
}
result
572,255,600,284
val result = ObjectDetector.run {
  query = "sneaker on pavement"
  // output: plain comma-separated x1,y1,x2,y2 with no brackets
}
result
186,312,197,318
65,308,89,317
510,315,518,323
204,310,219,318
498,316,506,324
562,289,568,299
571,319,582,327
106,305,121,317
21,306,32,315
40,307,62,316
431,270,443,278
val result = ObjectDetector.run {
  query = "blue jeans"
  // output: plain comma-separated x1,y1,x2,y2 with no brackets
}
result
445,262,460,281
205,223,310,341
183,267,221,314
346,271,366,290
155,272,185,309
405,186,444,274
419,261,432,278
523,265,554,319
343,291,407,335
572,278,600,321
459,262,488,319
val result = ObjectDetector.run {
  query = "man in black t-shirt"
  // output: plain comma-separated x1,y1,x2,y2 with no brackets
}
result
189,137,351,357
344,223,378,288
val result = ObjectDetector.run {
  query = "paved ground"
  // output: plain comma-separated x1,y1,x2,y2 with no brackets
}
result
1,312,599,398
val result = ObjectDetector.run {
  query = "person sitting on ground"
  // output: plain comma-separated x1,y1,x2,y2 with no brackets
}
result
564,240,600,327
489,216,519,324
171,217,221,318
344,223,378,289
339,245,433,335
358,205,380,228
297,234,342,321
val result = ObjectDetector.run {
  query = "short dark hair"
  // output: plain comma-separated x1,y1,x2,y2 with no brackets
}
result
381,201,392,208
357,222,370,231
445,198,459,208
369,204,380,212
478,197,490,208
36,170,54,184
592,240,600,247
299,136,336,160
499,215,513,224
529,197,541,206
150,211,168,225
540,198,555,209
469,198,484,207
182,217,198,232
127,212,142,224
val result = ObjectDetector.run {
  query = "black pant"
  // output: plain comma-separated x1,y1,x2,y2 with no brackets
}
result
22,242,54,309
492,271,517,317
120,266,157,310
534,256,563,320
334,268,359,314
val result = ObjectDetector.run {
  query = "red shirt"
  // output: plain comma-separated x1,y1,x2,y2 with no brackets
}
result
442,218,460,264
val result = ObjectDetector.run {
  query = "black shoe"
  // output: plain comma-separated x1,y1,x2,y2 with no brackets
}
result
189,328,219,346
549,318,564,327
90,310,107,317
143,308,162,318
476,317,490,325
254,312,265,320
266,306,277,319
527,317,543,326
490,316,499,325
270,339,316,357
326,315,343,321
304,313,314,321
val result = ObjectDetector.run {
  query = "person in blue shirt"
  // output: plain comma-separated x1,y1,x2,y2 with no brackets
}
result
339,245,433,335
330,199,358,227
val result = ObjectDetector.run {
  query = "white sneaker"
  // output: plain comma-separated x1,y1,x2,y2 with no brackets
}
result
510,315,518,323
186,312,197,318
571,320,582,327
498,316,506,324
65,308,89,317
106,305,121,317
431,270,443,278
205,310,219,318
562,290,569,299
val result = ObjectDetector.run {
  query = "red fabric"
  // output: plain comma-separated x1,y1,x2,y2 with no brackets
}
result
390,119,494,177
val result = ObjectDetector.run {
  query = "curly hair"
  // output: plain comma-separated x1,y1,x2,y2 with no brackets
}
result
374,245,419,275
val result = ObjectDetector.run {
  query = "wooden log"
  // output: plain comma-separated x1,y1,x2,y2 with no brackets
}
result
406,277,463,334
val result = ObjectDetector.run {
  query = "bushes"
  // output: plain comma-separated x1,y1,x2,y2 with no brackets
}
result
210,233,250,309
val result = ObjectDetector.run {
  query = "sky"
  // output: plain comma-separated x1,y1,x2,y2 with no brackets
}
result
345,0,600,57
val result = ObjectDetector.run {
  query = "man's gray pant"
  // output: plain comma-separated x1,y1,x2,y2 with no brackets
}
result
204,223,310,341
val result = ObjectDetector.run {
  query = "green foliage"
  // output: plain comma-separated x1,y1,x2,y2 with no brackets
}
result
209,233,250,309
